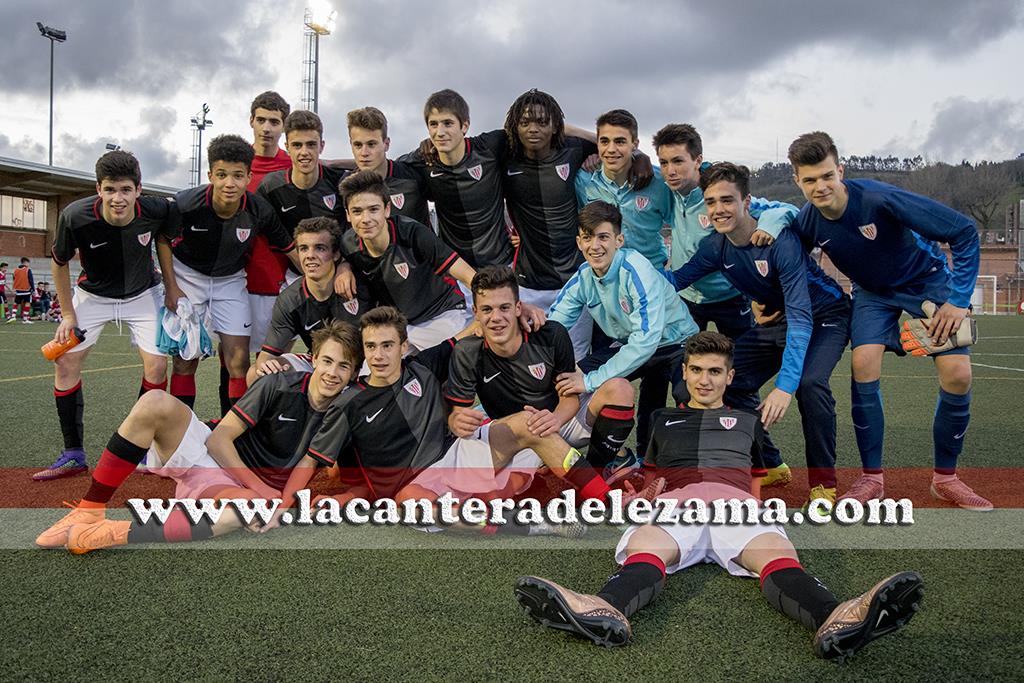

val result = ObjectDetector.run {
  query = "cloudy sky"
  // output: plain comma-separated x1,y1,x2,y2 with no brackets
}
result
3,0,1023,188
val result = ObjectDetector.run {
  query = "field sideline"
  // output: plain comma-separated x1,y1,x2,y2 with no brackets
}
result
1,318,1022,679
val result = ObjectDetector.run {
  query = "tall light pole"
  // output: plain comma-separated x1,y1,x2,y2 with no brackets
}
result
189,104,213,188
302,3,336,113
37,22,67,166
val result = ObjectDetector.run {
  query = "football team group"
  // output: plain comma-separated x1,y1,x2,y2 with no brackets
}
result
30,86,988,659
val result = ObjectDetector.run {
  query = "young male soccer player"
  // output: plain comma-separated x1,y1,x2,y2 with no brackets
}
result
34,151,174,481
34,321,361,552
654,123,796,339
164,134,299,411
339,170,474,351
12,257,36,323
673,163,850,503
515,332,924,660
0,261,8,320
347,106,430,225
251,217,366,380
788,131,989,510
399,89,514,269
549,201,698,458
575,110,673,270
245,91,293,353
439,266,637,502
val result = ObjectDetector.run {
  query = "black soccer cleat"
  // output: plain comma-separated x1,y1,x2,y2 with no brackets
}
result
813,571,924,661
514,575,631,647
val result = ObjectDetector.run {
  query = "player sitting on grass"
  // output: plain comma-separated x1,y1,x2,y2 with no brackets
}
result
249,217,367,381
787,131,989,510
673,162,850,505
514,331,924,660
34,321,361,553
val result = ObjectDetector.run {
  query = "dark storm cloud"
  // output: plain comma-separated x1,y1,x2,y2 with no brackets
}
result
1,1,279,96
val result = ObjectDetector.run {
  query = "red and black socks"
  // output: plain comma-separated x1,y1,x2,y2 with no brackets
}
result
139,377,167,398
83,432,149,505
759,558,841,631
127,509,215,544
170,373,197,409
586,405,636,469
597,553,666,617
54,381,84,450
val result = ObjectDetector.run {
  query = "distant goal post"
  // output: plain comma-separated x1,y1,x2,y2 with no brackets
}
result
971,275,998,315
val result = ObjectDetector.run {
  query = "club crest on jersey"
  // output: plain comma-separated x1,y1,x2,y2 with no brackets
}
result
859,223,877,240
635,196,650,211
699,214,711,229
394,262,409,279
404,379,422,397
467,164,483,181
323,193,337,210
719,416,737,430
528,363,547,380
137,232,152,247
236,228,251,242
343,299,359,315
619,297,631,314
390,193,405,210
555,163,570,181
755,260,769,277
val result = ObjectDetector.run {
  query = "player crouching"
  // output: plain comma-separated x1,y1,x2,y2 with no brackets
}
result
514,331,923,660
35,321,361,553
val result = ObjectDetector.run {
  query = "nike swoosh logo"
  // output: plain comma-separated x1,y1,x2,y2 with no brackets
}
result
430,171,444,178
739,308,751,315
282,205,297,213
953,430,967,439
304,320,322,331
665,419,686,426
277,415,297,422
724,263,735,269
243,323,252,328
818,239,831,246
607,435,626,443
875,608,889,627
361,270,374,275
190,226,209,232
90,242,108,249
366,408,384,423
821,323,839,327
483,372,500,383
853,423,870,430
506,170,524,176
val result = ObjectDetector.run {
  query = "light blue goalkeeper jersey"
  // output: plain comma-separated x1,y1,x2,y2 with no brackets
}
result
548,247,698,393
670,175,798,304
575,166,672,269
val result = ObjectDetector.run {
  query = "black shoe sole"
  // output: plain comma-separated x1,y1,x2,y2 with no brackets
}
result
816,571,925,661
514,576,630,648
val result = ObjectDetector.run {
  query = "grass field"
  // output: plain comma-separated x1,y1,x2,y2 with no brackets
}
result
2,318,1023,680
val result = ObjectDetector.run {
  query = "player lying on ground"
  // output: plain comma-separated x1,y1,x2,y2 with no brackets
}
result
514,331,923,660
34,321,361,553
249,216,367,382
673,162,850,505
35,151,175,481
164,134,299,412
787,131,990,510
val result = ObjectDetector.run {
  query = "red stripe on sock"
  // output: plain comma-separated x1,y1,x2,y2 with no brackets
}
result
141,377,167,392
624,552,666,577
579,474,611,501
163,508,194,543
92,449,141,488
600,407,635,421
759,557,803,587
228,378,247,399
54,381,82,397
170,373,196,396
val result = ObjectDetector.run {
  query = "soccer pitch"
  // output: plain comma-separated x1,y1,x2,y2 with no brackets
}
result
1,318,1022,679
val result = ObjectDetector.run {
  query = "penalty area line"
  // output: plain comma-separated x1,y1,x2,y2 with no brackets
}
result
0,363,144,384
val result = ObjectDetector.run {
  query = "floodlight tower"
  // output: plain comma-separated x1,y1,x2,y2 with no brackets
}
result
301,3,336,113
37,22,67,166
189,104,213,188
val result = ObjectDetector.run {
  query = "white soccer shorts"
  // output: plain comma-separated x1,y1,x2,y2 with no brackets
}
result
67,285,162,355
173,258,251,337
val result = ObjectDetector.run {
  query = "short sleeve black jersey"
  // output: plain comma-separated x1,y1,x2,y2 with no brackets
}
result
504,137,595,290
384,159,431,226
257,164,350,232
644,406,766,493
229,371,335,490
260,276,368,354
399,129,512,268
170,186,294,276
52,195,174,299
305,340,456,499
444,322,575,418
341,216,465,324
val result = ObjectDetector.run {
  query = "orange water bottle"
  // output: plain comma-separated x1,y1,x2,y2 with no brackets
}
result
41,328,86,361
